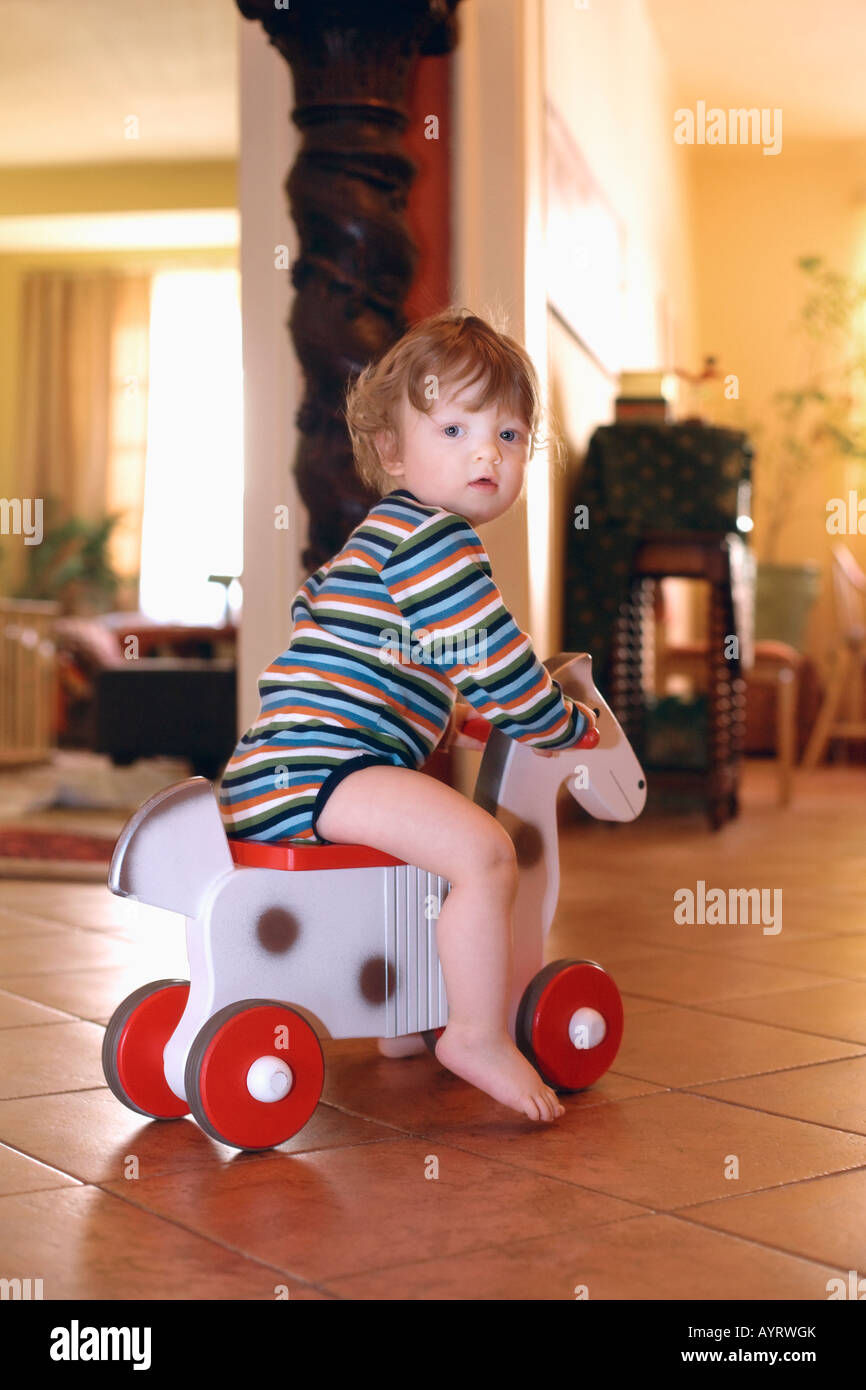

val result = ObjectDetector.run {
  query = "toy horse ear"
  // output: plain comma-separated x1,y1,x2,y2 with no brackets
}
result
543,652,595,705
543,651,593,678
542,652,573,675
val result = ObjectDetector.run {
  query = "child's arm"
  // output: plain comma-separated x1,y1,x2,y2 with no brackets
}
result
378,511,590,751
444,697,597,752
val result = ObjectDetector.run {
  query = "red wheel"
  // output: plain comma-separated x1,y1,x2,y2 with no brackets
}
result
184,1000,324,1150
102,979,190,1119
516,959,623,1091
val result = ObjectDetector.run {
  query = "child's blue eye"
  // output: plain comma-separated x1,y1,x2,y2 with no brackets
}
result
442,424,522,441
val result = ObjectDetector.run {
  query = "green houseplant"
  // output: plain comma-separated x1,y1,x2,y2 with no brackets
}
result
744,255,866,648
9,500,126,616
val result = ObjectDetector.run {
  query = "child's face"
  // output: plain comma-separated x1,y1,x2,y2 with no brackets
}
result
376,380,531,525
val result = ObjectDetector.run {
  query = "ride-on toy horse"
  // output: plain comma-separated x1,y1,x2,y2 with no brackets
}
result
102,653,647,1150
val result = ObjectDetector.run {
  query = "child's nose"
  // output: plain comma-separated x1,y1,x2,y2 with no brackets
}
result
475,441,501,463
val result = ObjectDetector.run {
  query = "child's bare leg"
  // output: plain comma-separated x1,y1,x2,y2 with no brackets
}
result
315,765,564,1121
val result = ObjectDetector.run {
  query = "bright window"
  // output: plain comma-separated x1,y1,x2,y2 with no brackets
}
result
138,269,243,624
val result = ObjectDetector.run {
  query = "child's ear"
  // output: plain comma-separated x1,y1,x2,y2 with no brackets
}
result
375,427,400,471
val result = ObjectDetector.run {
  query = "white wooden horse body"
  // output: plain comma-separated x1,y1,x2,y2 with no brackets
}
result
108,653,645,1104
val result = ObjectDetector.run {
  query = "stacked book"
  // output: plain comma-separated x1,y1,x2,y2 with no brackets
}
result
615,370,677,423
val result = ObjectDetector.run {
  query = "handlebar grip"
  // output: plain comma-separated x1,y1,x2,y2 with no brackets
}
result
461,715,600,751
575,726,601,750
461,716,492,744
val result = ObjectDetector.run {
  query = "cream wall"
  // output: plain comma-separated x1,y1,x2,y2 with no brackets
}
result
543,0,699,650
542,8,866,681
451,0,542,641
0,163,236,219
447,0,698,787
235,16,304,736
687,137,866,674
450,0,550,794
452,0,699,657
0,161,237,504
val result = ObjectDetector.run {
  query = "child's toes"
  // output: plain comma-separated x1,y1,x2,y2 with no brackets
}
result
542,1088,564,1120
536,1092,557,1122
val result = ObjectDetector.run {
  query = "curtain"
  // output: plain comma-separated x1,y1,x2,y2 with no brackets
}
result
16,271,151,586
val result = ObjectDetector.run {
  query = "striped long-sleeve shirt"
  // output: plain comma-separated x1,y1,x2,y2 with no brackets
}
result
225,486,587,780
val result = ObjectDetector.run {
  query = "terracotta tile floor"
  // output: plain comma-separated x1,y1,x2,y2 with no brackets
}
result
1,760,864,1301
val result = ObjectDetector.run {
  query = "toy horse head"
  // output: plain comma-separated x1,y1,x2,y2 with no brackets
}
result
472,652,646,825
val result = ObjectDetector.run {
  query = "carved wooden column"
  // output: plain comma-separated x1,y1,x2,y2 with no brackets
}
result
236,0,462,571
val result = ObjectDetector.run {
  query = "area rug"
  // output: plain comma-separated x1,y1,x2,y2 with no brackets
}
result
0,752,194,881
0,824,119,881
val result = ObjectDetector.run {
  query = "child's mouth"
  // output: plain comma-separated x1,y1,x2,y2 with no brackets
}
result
469,479,498,491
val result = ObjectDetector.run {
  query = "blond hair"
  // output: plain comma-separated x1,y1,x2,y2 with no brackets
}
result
343,306,565,495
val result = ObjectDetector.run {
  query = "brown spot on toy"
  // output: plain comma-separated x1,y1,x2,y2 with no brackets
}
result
256,907,300,954
510,821,544,868
359,955,394,1004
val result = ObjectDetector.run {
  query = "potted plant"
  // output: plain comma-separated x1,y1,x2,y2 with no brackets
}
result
8,499,126,616
743,255,866,648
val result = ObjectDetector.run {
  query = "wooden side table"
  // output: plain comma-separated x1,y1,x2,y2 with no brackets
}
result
661,638,802,806
609,531,752,830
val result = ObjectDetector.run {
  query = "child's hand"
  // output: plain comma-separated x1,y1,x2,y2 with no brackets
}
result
439,699,487,752
574,700,598,733
452,699,489,749
534,700,597,757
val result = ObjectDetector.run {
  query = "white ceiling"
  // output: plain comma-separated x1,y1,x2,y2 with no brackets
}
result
0,0,239,166
644,0,866,138
0,0,863,168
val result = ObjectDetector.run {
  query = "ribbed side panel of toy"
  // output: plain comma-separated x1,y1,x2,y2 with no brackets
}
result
386,866,449,1035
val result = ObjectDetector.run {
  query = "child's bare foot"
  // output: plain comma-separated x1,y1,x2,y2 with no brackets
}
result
377,1034,427,1058
434,1023,565,1121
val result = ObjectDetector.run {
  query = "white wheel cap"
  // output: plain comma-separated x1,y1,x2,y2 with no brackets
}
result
246,1055,294,1103
568,1007,607,1051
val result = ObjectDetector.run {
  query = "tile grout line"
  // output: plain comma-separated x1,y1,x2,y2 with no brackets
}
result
85,1180,346,1301
675,1084,866,1138
0,1121,413,1188
313,1213,658,1289
663,1207,859,1278
672,1160,866,1212
663,995,866,1045
318,1207,855,1292
609,1047,866,1087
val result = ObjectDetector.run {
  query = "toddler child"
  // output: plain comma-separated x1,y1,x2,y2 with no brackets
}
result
218,308,597,1122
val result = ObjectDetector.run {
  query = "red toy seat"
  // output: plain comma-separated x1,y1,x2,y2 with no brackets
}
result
228,838,407,872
